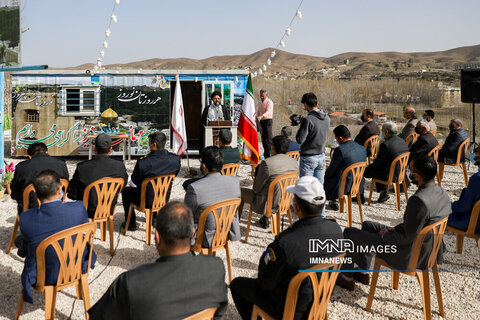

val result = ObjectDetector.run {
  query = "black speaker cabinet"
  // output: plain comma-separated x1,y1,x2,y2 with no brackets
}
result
461,69,480,103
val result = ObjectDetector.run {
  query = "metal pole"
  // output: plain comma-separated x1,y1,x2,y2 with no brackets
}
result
0,72,4,174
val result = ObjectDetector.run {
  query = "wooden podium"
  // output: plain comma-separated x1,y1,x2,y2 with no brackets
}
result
204,121,237,148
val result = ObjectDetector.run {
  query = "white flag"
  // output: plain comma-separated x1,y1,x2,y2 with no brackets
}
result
171,75,187,156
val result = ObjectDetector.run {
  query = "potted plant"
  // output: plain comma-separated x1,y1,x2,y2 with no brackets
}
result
4,162,14,194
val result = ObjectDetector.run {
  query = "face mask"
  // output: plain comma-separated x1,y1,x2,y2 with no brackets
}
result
360,115,366,122
422,115,428,120
449,124,455,131
414,127,421,134
409,173,418,185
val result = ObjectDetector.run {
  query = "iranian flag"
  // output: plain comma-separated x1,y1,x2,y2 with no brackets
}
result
171,75,188,156
238,74,259,165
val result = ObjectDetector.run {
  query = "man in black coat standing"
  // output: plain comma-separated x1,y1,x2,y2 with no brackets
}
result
88,201,228,320
121,131,180,230
364,122,409,203
68,134,128,218
11,142,69,212
409,119,438,163
354,109,380,157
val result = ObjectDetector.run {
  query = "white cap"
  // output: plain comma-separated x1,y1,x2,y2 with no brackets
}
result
286,176,326,205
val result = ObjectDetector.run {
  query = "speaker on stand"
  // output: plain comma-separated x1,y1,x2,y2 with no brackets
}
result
460,69,480,167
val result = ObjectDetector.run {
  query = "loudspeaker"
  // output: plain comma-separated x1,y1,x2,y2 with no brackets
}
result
461,69,480,103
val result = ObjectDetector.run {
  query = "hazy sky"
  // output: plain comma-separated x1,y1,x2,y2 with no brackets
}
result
19,0,480,67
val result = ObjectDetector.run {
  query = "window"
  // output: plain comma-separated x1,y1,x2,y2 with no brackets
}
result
24,109,39,122
59,87,100,116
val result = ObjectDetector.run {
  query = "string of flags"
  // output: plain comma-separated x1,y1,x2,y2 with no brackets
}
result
252,0,305,78
90,0,120,75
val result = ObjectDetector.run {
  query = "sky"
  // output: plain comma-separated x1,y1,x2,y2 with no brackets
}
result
18,0,480,67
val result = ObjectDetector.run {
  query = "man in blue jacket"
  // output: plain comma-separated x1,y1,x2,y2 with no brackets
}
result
20,170,96,303
448,146,480,232
438,119,469,164
325,125,367,209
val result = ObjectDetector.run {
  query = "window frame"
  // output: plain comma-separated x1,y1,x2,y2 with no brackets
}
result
59,86,101,116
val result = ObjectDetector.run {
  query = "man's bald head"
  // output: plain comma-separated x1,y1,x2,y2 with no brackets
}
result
404,107,416,120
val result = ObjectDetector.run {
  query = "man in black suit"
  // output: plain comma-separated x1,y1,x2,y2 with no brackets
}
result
11,142,69,212
339,156,451,288
219,129,240,165
68,134,128,219
88,201,228,320
121,131,181,231
325,125,367,209
201,91,231,126
364,122,409,203
354,109,380,157
409,119,438,163
230,176,343,320
438,118,469,164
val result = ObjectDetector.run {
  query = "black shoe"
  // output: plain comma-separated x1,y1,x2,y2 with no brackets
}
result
327,201,339,211
352,195,365,204
377,191,390,203
353,272,370,285
336,274,355,291
259,216,270,229
14,235,27,258
121,221,137,231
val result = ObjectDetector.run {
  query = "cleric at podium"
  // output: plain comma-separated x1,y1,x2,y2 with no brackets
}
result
201,90,231,126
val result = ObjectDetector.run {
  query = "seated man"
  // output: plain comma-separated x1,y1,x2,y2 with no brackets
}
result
68,133,128,218
184,146,241,247
121,132,180,231
409,119,438,163
438,118,469,163
11,142,69,212
398,106,418,142
20,170,96,304
447,146,480,232
281,126,300,152
88,201,228,320
230,176,343,320
325,125,367,209
354,108,380,157
240,135,298,228
219,128,240,165
364,122,409,203
423,109,437,132
339,156,451,288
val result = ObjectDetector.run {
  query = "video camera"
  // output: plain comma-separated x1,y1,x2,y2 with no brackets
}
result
289,114,303,126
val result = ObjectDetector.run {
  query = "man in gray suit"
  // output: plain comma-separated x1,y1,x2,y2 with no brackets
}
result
240,135,299,228
184,146,241,247
398,106,418,142
339,156,451,288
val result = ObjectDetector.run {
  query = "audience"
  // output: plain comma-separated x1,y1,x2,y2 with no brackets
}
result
121,131,180,231
20,170,96,304
409,119,438,163
230,176,343,320
354,108,380,157
88,201,228,320
398,106,418,141
240,135,298,229
423,109,437,131
218,128,240,164
68,133,128,218
438,118,469,164
338,156,451,289
447,146,480,232
11,142,69,212
184,146,241,247
325,125,367,210
281,126,300,152
364,122,409,203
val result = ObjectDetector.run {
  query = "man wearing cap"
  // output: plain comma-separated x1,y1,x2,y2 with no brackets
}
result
68,133,128,219
201,91,231,127
231,176,344,320
219,128,240,164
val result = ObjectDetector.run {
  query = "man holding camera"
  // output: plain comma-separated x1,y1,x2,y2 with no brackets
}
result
294,92,330,216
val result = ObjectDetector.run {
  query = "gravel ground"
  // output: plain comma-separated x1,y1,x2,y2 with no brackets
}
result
0,154,479,320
